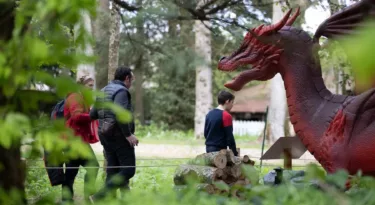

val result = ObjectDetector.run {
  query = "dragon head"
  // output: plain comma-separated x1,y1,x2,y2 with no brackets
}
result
218,8,301,91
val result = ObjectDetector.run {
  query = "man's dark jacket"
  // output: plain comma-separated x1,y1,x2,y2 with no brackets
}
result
90,80,135,149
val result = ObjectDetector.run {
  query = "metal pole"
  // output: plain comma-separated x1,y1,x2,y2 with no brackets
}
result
260,106,269,171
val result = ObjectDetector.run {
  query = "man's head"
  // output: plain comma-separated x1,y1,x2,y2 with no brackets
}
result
114,66,134,89
217,90,235,111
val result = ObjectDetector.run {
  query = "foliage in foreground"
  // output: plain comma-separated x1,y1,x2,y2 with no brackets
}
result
25,157,375,205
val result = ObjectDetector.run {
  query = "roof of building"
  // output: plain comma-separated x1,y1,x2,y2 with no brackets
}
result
231,82,270,113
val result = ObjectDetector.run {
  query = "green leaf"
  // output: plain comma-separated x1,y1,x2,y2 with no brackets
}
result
213,180,229,191
241,164,260,185
0,131,12,148
305,163,326,181
341,20,375,89
28,38,49,61
0,113,31,148
326,169,349,190
99,102,132,123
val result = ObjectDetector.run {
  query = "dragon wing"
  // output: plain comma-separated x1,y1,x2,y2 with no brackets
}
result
313,0,375,42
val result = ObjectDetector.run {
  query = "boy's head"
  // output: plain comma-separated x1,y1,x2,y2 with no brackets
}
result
217,90,235,111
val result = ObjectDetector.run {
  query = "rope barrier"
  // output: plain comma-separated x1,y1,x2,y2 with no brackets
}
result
27,164,181,169
26,163,322,170
22,157,318,162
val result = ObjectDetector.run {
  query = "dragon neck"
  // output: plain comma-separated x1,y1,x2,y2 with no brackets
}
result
278,49,342,153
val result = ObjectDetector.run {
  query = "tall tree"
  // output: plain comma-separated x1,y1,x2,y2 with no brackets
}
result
94,0,110,89
267,1,289,144
108,3,121,81
194,0,213,139
134,0,145,124
75,11,96,85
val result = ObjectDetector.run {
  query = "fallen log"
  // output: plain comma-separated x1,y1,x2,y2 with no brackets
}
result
225,149,236,165
225,164,241,179
242,155,255,166
174,165,226,185
189,151,227,169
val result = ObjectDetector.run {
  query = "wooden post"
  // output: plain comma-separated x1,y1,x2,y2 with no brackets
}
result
283,148,292,169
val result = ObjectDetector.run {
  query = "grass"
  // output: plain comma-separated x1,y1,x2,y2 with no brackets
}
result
26,152,317,205
135,122,269,149
140,138,268,149
26,158,187,204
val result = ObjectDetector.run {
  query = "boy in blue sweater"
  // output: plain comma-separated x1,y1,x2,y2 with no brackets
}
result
204,90,238,156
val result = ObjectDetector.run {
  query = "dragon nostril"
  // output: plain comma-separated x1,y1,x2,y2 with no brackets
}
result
219,56,226,62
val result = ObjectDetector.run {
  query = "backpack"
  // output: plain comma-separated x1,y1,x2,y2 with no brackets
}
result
51,99,66,120
44,99,66,186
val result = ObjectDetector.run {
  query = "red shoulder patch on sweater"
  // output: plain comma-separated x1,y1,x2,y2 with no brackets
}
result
222,111,233,127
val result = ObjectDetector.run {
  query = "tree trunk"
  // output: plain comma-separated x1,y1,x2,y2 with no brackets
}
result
189,150,227,169
134,0,145,124
267,2,288,144
174,165,225,185
226,149,236,165
75,11,96,85
241,155,255,166
194,0,212,139
94,0,110,89
0,3,27,204
108,3,120,82
0,144,26,204
224,164,241,179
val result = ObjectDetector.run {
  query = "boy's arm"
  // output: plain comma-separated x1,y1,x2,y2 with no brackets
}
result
223,111,238,156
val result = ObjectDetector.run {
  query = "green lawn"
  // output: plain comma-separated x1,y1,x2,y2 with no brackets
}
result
26,157,282,204
139,138,269,149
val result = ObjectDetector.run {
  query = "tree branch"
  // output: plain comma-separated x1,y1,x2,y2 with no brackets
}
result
117,8,171,58
198,0,220,11
206,0,242,15
112,0,141,11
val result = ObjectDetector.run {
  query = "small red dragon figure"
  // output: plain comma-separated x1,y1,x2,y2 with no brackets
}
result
218,0,375,177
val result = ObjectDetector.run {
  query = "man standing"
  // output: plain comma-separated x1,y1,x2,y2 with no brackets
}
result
89,66,139,201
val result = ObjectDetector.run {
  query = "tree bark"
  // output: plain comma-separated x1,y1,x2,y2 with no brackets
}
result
0,144,26,204
108,3,121,82
75,11,96,85
267,1,288,144
225,149,236,165
0,3,27,204
174,165,225,185
194,0,212,139
189,150,227,169
134,0,145,124
94,0,110,89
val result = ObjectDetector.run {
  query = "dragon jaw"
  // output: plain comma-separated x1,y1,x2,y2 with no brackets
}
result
217,7,301,91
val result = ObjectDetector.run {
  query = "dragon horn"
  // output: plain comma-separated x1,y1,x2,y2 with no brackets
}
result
260,8,292,35
286,7,301,26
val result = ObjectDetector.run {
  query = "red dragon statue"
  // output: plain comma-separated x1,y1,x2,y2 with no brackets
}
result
218,0,375,177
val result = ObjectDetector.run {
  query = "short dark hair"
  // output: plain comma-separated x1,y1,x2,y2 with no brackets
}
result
114,66,132,81
217,90,235,105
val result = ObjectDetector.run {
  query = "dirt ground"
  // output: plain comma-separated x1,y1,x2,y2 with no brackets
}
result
90,142,318,166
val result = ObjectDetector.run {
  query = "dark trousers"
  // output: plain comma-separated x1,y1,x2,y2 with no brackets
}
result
62,145,99,202
206,145,226,153
93,146,136,199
